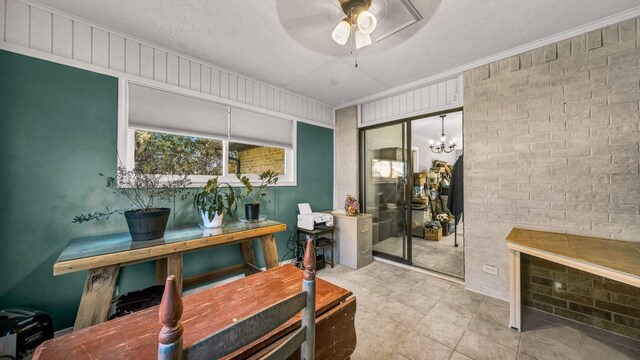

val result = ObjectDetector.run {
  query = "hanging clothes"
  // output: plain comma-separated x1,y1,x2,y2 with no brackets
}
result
447,155,463,225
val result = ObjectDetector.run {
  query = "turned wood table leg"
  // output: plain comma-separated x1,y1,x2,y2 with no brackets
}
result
261,234,279,269
240,240,257,276
73,265,120,331
167,254,183,295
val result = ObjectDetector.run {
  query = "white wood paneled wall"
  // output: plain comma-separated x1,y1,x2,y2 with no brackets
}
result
359,75,463,126
0,0,335,127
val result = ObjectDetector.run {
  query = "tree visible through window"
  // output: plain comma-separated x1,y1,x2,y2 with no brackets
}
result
135,130,223,175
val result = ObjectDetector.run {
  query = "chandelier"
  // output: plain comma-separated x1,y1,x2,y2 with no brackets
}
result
429,115,457,154
331,0,378,67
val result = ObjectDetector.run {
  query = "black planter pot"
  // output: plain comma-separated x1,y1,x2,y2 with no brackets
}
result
244,203,260,221
124,208,171,241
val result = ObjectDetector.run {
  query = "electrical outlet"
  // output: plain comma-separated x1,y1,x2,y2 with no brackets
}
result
452,93,459,102
482,264,498,276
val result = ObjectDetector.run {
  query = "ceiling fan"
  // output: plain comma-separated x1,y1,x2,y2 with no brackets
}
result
331,0,378,50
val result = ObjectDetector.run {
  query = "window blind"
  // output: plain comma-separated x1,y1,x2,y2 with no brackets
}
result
229,107,293,149
128,83,229,140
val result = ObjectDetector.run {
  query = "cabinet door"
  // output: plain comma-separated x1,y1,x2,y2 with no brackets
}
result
357,218,373,268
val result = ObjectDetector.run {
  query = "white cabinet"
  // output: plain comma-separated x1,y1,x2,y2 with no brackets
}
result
332,212,373,269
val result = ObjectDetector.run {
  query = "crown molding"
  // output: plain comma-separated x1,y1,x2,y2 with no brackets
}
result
336,6,640,110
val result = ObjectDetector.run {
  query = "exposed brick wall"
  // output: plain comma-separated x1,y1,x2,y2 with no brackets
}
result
522,254,640,339
229,146,285,174
463,17,640,300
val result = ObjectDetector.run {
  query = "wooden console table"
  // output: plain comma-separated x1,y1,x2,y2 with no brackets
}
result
35,265,357,360
55,220,286,331
506,228,640,330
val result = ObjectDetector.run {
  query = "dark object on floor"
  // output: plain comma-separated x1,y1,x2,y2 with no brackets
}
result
109,285,165,319
426,221,441,229
0,308,53,359
442,220,456,236
316,253,326,271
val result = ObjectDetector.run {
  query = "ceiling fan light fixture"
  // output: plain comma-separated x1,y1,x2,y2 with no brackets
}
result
355,30,372,49
356,10,377,34
331,19,351,45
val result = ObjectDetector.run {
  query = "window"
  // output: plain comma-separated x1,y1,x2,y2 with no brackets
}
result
228,143,285,175
135,130,223,176
119,80,296,186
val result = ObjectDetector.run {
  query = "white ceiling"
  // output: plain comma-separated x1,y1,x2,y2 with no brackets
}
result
36,0,640,107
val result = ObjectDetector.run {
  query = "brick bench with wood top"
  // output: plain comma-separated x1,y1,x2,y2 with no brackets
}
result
35,239,357,359
506,228,640,331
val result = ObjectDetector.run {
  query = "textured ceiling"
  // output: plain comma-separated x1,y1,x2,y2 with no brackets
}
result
36,0,640,107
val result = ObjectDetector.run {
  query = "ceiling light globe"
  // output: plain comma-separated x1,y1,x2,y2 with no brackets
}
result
332,20,351,45
355,30,372,49
357,11,377,35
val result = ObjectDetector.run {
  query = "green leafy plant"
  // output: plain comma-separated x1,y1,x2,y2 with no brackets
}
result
73,165,191,223
193,177,236,221
236,169,279,205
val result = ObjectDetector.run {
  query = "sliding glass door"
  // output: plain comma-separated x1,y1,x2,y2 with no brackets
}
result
361,122,411,263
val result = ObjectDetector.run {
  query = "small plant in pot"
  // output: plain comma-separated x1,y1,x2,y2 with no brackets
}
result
236,169,279,222
73,165,190,241
193,177,236,228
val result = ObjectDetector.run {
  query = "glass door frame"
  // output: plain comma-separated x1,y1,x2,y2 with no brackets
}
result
359,107,464,267
359,119,413,265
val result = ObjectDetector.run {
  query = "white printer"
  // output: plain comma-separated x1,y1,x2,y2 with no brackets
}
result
297,203,333,230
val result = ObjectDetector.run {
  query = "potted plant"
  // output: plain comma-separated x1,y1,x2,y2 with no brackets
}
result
73,165,190,241
193,177,236,228
236,169,279,221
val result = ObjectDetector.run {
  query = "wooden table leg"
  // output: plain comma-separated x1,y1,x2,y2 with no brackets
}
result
167,254,183,295
509,249,521,331
73,265,120,331
261,234,279,269
240,240,257,276
156,258,168,284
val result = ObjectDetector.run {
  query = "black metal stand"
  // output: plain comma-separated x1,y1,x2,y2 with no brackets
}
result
296,226,335,269
453,213,462,247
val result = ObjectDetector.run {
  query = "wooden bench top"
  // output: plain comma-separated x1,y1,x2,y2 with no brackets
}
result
34,265,352,359
506,228,640,286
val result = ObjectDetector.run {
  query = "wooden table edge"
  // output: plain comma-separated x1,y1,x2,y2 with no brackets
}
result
506,241,640,288
54,223,286,275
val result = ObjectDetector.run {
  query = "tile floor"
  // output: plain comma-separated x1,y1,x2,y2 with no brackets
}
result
317,261,640,360
372,229,464,278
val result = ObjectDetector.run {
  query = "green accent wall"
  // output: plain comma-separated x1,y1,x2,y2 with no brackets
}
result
0,50,334,330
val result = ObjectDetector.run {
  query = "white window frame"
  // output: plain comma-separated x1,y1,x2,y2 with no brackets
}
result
118,78,297,187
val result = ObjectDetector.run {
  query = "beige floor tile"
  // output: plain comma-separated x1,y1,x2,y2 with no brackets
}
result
579,334,640,360
354,306,409,359
476,296,511,325
321,260,640,359
450,351,474,360
395,330,453,360
467,315,521,350
414,308,471,348
519,331,582,360
380,298,428,329
456,331,517,360
515,352,536,360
